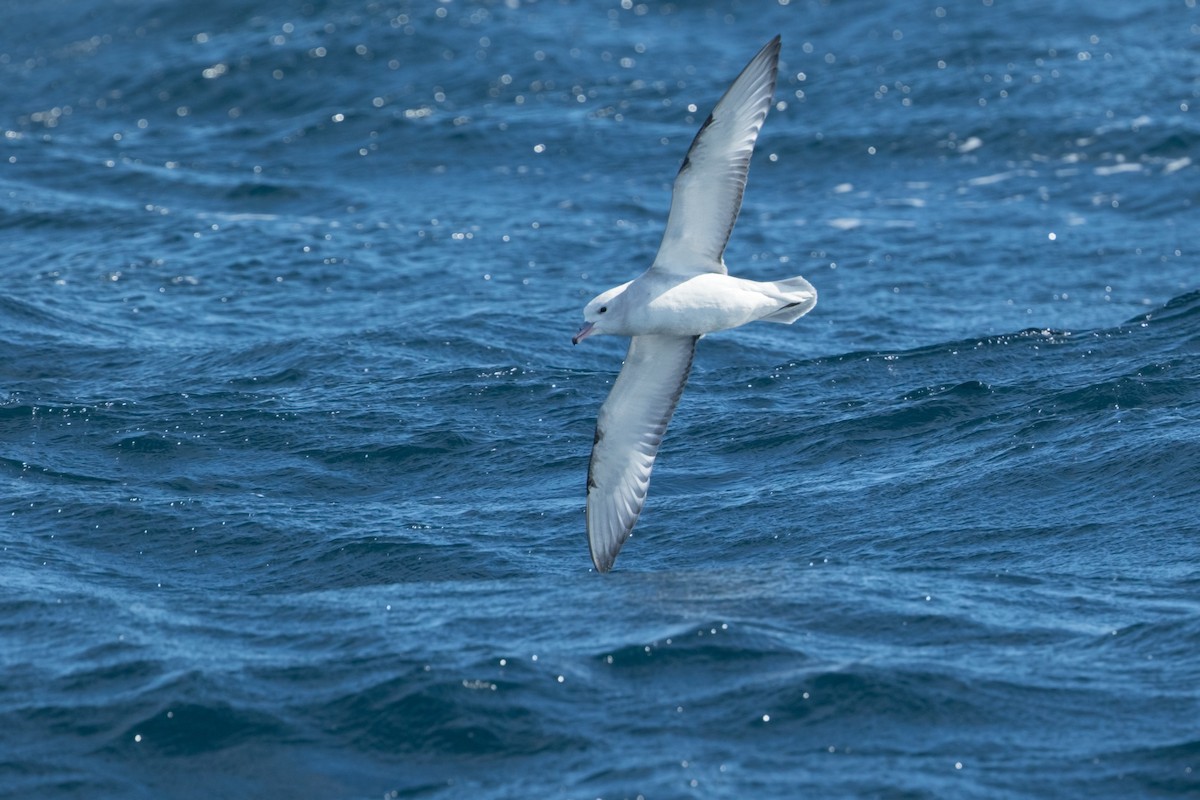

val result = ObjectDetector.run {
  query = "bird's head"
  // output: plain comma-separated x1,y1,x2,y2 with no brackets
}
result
573,281,632,344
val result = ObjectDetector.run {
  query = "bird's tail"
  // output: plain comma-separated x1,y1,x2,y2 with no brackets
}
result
760,275,817,324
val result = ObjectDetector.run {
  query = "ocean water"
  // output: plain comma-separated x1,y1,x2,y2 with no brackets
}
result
2,0,1198,797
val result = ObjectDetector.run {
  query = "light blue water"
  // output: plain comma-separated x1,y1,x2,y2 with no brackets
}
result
2,1,1198,798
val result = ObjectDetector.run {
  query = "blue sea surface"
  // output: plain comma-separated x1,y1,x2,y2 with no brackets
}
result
2,1,1199,797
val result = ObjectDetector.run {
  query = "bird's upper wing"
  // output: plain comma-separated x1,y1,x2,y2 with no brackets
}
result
650,35,781,277
586,334,699,572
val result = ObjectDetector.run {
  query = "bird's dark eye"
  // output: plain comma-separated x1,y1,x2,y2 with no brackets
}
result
599,306,607,313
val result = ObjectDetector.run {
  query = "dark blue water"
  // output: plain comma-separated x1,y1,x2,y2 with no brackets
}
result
2,1,1198,797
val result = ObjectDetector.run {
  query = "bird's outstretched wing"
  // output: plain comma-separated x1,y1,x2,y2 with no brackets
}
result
586,334,699,572
651,35,781,276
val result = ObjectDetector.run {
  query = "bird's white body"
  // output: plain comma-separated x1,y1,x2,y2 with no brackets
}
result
574,36,816,572
580,272,816,339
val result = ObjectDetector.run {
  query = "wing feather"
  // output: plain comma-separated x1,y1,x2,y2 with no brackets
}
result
651,35,781,276
586,335,699,572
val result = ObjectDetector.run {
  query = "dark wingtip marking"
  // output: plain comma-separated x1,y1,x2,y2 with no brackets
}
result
676,112,716,178
586,424,603,490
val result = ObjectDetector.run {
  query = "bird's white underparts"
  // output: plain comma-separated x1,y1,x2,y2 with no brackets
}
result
573,35,817,573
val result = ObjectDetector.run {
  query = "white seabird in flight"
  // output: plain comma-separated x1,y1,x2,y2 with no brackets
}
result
573,36,817,573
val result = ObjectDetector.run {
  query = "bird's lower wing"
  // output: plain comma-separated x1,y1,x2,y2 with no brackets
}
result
586,334,699,572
